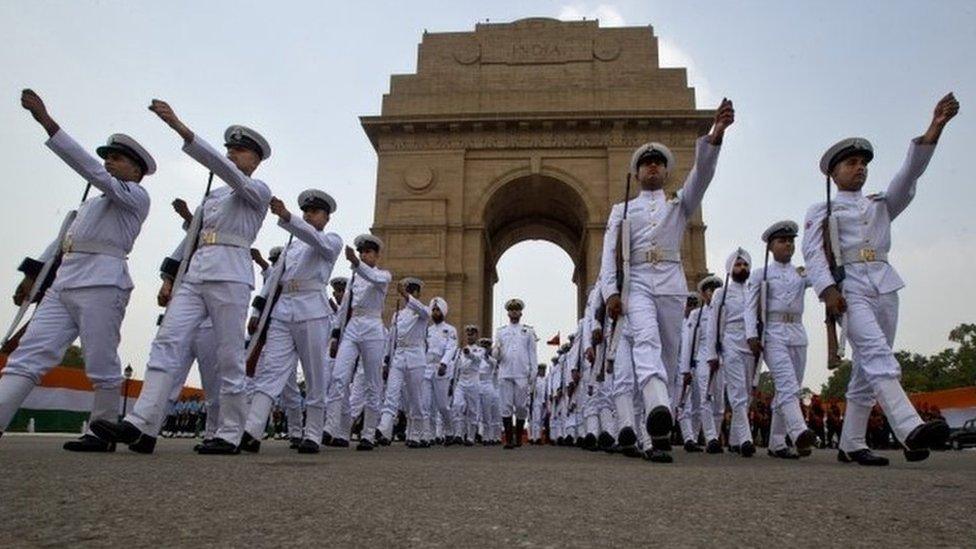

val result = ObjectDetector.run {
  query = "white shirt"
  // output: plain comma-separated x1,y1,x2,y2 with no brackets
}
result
744,260,812,345
706,280,750,360
264,215,342,322
802,139,937,298
455,345,486,385
41,130,150,290
426,321,459,379
493,322,538,381
333,262,391,342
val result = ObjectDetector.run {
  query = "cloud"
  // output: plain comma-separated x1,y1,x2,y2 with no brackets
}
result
657,36,718,107
557,3,626,27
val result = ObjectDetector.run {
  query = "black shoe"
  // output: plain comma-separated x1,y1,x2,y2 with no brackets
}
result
356,439,375,451
406,440,421,448
288,437,302,450
90,419,141,445
193,438,213,452
329,438,350,448
63,434,115,453
684,440,703,453
706,439,724,454
195,438,240,455
240,432,261,453
297,439,320,454
582,433,598,450
564,435,574,447
621,444,642,458
597,431,615,451
420,439,431,448
904,420,950,451
376,434,391,447
475,434,483,444
128,434,157,454
794,429,816,457
838,449,889,466
645,406,673,439
769,448,799,460
904,448,930,462
321,431,333,446
729,445,741,454
617,426,637,448
444,436,456,447
644,448,674,463
740,441,756,458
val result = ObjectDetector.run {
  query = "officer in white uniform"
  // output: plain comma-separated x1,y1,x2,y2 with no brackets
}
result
601,99,734,463
681,275,724,453
325,235,391,451
803,93,958,465
745,221,817,459
453,325,485,445
676,293,705,452
375,280,414,446
423,297,458,445
321,277,348,445
93,100,272,455
492,298,537,449
0,90,153,452
239,190,342,454
705,248,757,457
388,277,429,447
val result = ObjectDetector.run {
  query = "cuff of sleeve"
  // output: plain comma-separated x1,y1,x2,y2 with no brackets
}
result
813,278,835,299
252,295,267,312
160,257,181,279
44,128,69,151
18,257,44,278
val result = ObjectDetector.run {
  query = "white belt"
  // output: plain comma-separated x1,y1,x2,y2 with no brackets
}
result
631,247,681,265
280,279,327,294
198,230,251,249
841,247,888,264
479,374,493,382
767,312,801,324
61,237,127,259
351,307,381,319
397,342,423,349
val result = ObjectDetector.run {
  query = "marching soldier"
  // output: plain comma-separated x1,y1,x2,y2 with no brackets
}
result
705,248,757,457
239,190,342,454
681,275,724,453
477,337,500,445
492,299,538,449
92,100,272,454
677,294,704,452
324,235,391,451
529,362,547,444
745,221,817,459
389,278,429,448
601,99,734,463
453,325,486,445
0,90,154,451
423,297,458,445
802,93,959,465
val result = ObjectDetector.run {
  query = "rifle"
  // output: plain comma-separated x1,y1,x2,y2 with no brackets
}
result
823,175,846,370
329,271,357,359
605,173,633,378
752,245,771,390
244,234,294,375
170,172,214,298
384,298,402,368
3,182,92,348
706,272,730,402
679,303,705,410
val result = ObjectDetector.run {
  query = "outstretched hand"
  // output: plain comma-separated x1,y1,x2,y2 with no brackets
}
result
21,89,59,136
149,99,194,141
708,98,735,145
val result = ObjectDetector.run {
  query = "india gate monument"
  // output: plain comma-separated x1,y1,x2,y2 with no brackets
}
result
361,18,712,331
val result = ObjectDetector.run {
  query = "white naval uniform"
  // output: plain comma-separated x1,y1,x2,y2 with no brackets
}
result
744,261,812,451
243,214,342,445
0,129,150,434
600,136,722,437
453,345,485,440
376,315,407,440
529,373,547,441
168,320,220,439
492,323,537,420
803,138,937,452
387,295,430,442
583,285,617,439
125,134,271,445
423,317,458,440
705,277,756,448
679,305,718,443
325,262,391,444
477,354,498,440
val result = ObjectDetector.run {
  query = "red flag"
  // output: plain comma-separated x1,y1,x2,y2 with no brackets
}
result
546,332,560,346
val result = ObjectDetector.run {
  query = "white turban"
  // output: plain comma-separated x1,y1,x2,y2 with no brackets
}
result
725,247,752,273
429,297,448,317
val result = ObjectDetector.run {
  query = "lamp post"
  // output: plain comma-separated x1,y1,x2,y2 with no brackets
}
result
121,364,133,420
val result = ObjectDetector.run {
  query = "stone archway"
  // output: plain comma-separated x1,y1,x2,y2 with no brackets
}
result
361,18,713,334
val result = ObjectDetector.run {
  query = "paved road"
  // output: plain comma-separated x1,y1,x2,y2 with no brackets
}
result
1,435,973,547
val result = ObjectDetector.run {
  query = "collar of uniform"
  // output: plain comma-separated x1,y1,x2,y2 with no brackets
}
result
835,190,863,203
773,259,792,269
638,189,664,202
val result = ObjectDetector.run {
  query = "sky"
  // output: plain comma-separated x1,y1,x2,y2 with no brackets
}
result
0,1,973,392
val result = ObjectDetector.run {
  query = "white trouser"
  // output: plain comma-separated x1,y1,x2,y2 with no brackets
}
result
764,338,807,451
127,281,250,445
499,377,528,419
246,316,331,442
692,363,718,442
530,394,544,439
841,291,922,448
168,324,221,438
477,380,496,437
612,291,684,398
280,370,304,439
377,354,406,437
326,336,384,444
722,345,755,446
677,371,702,443
0,286,130,432
423,374,452,439
452,379,480,440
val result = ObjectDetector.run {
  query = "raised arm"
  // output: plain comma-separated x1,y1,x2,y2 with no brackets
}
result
270,197,342,262
679,98,734,217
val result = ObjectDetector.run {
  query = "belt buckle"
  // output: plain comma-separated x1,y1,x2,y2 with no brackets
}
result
201,231,217,245
648,249,663,264
784,314,795,323
860,248,876,262
61,236,73,254
287,280,299,292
